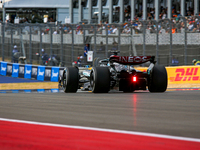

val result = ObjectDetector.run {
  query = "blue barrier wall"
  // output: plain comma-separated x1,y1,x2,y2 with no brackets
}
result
51,67,60,82
24,64,32,79
0,61,64,82
7,63,13,76
37,66,45,81
12,63,19,77
1,62,7,76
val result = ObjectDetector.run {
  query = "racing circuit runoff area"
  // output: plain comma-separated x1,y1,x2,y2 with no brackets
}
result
0,88,200,149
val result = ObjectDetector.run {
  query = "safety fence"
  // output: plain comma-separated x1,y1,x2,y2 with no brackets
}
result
0,16,200,67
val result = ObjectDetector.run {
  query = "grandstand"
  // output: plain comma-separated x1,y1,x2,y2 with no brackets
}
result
0,0,200,67
0,0,199,24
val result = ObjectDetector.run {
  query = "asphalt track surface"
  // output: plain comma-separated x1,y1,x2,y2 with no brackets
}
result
0,90,200,139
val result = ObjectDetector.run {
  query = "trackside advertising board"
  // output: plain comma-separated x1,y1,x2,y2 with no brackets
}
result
12,63,19,77
51,67,59,82
167,66,200,84
37,66,45,81
24,65,32,79
1,62,7,76
136,66,200,84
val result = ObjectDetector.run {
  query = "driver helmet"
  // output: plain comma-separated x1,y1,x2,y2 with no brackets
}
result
14,45,17,49
192,59,197,64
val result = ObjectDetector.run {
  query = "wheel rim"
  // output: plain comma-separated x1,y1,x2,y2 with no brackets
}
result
90,71,95,89
63,72,66,88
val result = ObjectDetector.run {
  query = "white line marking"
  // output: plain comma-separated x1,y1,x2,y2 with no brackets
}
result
0,117,200,143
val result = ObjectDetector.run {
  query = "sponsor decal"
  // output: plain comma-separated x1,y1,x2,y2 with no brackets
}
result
51,67,59,82
26,70,31,74
38,69,44,76
1,62,7,76
87,51,93,62
52,71,58,77
13,69,18,73
113,56,150,63
1,67,6,71
136,66,200,84
24,65,32,79
37,66,45,81
12,63,19,78
169,67,200,82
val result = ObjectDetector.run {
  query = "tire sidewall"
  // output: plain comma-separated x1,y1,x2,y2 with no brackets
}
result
91,67,110,93
148,65,168,92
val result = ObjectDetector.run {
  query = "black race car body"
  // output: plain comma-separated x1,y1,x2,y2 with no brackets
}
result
59,54,168,93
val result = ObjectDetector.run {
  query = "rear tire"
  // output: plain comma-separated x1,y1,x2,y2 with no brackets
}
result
90,67,110,93
63,67,79,93
148,65,168,92
58,77,62,89
93,57,100,67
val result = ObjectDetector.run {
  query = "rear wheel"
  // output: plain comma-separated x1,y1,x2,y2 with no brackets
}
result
63,67,79,93
148,65,168,92
90,67,110,93
93,57,101,67
58,76,62,89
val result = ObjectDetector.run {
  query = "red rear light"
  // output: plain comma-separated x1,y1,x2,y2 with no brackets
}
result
133,76,137,82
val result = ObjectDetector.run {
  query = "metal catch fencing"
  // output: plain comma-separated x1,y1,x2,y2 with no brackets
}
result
0,16,200,67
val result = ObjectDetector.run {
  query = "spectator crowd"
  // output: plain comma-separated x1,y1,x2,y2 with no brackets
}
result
1,4,200,36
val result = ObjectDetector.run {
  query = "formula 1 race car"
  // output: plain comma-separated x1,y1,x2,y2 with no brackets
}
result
58,66,91,92
59,52,168,93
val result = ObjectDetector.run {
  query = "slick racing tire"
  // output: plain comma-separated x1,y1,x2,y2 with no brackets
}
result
148,65,168,92
93,57,100,67
63,67,79,93
90,67,110,93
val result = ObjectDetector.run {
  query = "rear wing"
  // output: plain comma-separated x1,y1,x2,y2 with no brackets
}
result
109,56,155,65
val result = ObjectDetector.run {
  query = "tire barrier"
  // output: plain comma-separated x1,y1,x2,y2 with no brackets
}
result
0,61,64,82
